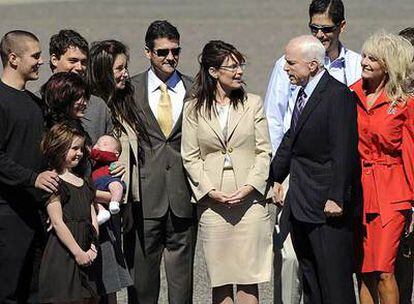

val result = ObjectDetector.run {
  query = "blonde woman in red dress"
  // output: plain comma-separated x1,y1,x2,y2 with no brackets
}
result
351,32,414,304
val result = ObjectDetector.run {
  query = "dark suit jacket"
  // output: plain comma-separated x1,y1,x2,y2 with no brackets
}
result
131,70,194,219
270,71,358,224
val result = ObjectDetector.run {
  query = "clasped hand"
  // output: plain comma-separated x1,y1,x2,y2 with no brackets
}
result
208,185,254,206
75,244,98,267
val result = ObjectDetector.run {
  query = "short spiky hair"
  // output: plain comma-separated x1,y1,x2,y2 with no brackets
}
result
49,29,88,71
309,0,345,24
0,30,39,67
145,20,180,50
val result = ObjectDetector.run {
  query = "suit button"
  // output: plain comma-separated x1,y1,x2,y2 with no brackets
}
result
221,150,226,154
228,147,233,153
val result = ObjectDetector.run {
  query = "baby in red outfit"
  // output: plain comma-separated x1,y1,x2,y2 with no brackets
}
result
90,135,126,225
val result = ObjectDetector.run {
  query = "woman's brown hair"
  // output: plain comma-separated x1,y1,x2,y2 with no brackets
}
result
41,121,88,175
88,40,149,146
193,40,246,117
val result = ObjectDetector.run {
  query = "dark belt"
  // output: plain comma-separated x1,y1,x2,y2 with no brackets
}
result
361,156,402,167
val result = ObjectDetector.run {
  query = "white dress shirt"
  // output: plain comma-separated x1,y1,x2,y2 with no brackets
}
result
297,70,326,111
264,44,362,155
147,68,186,127
215,103,232,169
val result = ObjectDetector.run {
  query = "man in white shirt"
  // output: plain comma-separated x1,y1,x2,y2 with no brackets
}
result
264,1,361,303
125,20,195,304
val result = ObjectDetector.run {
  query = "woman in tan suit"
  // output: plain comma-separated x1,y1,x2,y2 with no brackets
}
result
88,40,149,302
182,40,273,304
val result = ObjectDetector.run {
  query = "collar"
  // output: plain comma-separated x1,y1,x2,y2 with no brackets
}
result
147,68,181,93
324,43,347,68
0,79,27,93
90,148,119,163
350,78,390,111
303,69,326,98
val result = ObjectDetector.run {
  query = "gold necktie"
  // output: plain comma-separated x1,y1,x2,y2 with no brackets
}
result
157,83,173,137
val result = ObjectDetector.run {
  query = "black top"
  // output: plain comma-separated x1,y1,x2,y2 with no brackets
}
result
39,179,98,303
0,80,45,206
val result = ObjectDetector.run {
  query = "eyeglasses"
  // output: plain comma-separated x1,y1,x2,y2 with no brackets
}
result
219,63,246,72
309,24,338,34
113,66,128,74
152,47,181,57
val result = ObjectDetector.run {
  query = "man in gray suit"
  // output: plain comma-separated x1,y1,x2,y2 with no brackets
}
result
124,20,196,304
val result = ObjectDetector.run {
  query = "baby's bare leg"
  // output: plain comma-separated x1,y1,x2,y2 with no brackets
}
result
108,181,124,214
108,181,124,203
96,203,107,212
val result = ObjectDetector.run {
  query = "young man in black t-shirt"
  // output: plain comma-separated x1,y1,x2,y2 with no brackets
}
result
0,30,59,304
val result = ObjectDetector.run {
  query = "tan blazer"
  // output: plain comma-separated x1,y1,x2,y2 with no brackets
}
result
181,93,272,202
118,121,140,204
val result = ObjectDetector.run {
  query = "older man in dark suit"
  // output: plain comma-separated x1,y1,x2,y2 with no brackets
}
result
270,35,358,304
124,20,195,304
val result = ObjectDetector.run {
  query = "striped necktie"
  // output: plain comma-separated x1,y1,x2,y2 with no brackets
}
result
291,87,307,131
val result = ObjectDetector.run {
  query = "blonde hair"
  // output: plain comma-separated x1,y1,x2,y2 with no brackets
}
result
362,31,414,101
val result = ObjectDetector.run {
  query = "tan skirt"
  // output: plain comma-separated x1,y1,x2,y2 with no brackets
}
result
198,169,273,287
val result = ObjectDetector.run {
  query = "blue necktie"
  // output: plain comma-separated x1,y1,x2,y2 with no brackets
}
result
291,88,307,131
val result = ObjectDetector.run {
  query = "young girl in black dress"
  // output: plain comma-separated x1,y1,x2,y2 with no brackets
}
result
39,122,100,303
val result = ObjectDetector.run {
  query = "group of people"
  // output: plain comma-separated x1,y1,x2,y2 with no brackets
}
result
265,1,414,304
0,0,414,304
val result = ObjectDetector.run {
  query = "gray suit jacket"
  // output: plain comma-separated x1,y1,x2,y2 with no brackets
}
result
131,70,194,219
82,95,114,144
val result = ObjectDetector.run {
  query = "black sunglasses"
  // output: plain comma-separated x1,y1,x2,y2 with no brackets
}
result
152,47,181,57
309,24,338,34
